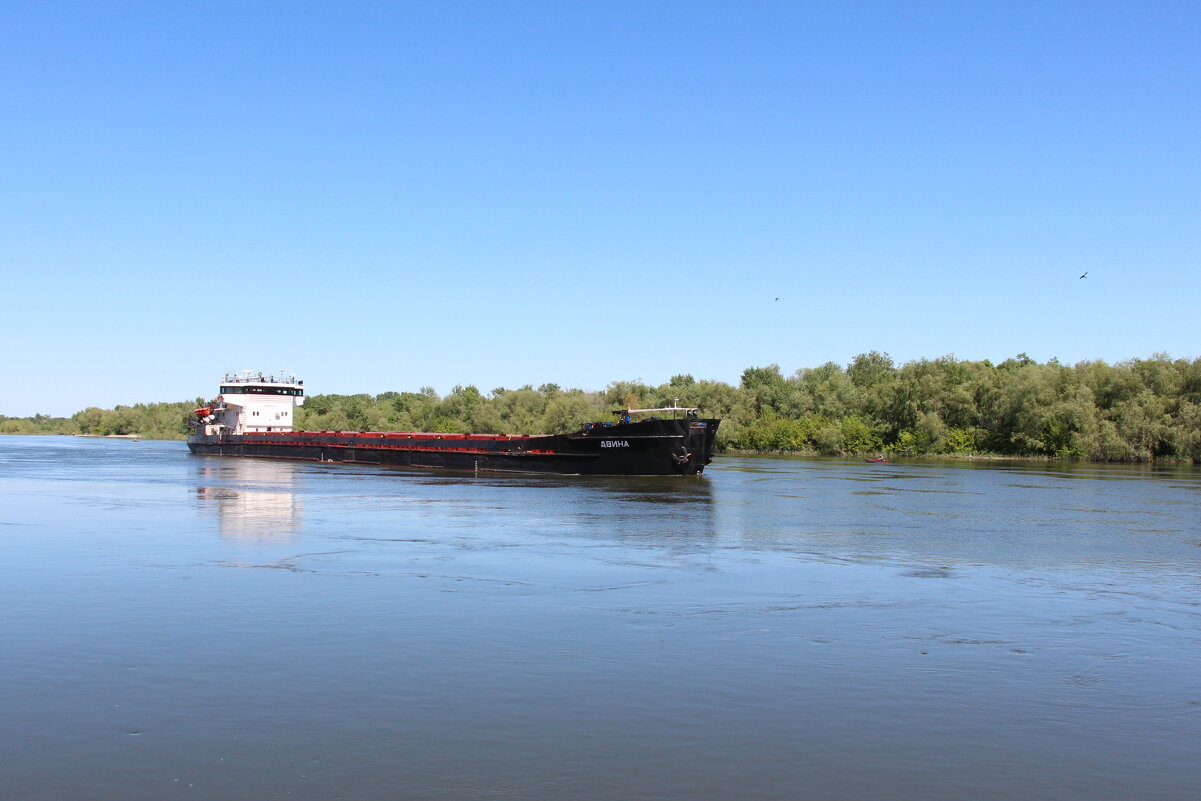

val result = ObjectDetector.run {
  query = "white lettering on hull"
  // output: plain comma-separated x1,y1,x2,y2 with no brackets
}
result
600,440,630,448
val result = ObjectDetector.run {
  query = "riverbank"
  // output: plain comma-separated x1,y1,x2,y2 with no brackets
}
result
724,448,1046,462
73,433,142,439
720,448,1198,465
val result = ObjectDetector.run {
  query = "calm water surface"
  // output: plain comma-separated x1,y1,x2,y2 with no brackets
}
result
2,435,1199,800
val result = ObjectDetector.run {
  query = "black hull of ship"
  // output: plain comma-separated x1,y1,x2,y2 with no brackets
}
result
186,418,719,476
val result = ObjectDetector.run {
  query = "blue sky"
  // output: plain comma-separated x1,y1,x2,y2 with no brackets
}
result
2,1,1197,416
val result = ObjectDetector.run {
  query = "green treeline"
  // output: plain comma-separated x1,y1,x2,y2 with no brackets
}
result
0,400,203,440
719,353,1201,462
0,413,79,436
293,353,1201,462
4,354,1200,462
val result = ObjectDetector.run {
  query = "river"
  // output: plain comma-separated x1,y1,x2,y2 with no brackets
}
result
1,435,1198,800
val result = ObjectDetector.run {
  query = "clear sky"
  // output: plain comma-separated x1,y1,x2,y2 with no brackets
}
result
2,1,1197,416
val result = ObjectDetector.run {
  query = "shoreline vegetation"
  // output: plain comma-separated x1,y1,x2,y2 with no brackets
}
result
3,353,1199,463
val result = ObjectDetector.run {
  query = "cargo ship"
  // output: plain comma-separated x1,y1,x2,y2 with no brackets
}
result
187,372,719,476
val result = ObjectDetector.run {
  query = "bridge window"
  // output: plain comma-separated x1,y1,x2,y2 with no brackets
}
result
220,386,304,396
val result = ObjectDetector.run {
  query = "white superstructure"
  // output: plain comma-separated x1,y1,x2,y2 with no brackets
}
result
196,371,305,436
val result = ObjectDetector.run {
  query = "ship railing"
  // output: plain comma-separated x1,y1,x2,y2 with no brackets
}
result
221,372,302,385
242,430,538,441
610,404,701,421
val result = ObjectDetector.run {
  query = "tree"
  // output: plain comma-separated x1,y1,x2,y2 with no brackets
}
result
847,351,895,389
542,394,599,434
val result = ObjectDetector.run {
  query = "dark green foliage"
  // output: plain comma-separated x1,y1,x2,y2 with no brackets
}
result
0,399,204,439
7,355,1200,462
70,400,201,439
0,413,78,435
716,353,1201,462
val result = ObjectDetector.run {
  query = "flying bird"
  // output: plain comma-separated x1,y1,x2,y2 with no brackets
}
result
774,297,780,301
1079,272,1088,279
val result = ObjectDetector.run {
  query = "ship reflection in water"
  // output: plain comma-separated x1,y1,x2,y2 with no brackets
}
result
195,458,302,541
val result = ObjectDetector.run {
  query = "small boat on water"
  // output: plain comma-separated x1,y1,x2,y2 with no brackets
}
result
864,457,889,463
187,372,720,476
